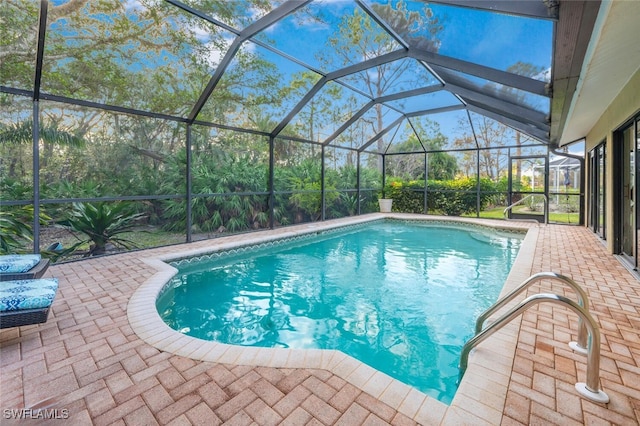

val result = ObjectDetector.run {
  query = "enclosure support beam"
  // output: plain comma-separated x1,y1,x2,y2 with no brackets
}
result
167,0,240,35
240,1,311,39
321,145,326,221
424,152,428,214
34,0,47,102
356,0,411,50
445,83,549,131
268,136,275,229
271,77,327,138
187,1,310,124
428,0,558,20
31,0,48,253
359,116,405,152
545,150,551,222
476,149,481,218
405,105,465,119
187,38,243,123
377,85,443,103
466,103,550,143
185,125,193,243
412,51,549,97
357,152,362,215
32,101,40,253
323,101,375,146
323,84,448,146
381,155,386,199
273,49,408,139
325,50,408,82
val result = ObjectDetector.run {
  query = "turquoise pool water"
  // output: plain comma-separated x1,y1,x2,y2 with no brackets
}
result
157,221,522,404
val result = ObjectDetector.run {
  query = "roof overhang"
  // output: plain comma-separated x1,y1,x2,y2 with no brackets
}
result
552,0,640,146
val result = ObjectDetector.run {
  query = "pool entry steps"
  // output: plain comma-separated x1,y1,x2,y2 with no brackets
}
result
459,272,610,404
476,272,590,354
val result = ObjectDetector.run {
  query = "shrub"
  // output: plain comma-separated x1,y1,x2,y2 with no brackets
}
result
62,202,146,256
384,177,496,216
383,180,425,213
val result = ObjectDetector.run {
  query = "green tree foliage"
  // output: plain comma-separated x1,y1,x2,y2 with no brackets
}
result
454,115,509,180
319,1,443,162
0,119,85,187
386,118,458,180
371,1,443,51
160,132,270,233
0,1,540,258
452,62,542,180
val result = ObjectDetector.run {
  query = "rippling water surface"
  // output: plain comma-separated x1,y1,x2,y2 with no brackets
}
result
157,222,522,404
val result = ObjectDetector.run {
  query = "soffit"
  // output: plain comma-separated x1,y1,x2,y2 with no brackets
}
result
557,0,640,145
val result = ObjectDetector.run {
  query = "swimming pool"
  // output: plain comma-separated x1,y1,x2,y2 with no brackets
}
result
156,220,522,404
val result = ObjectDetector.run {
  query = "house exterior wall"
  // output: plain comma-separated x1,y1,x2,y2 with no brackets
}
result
584,69,640,253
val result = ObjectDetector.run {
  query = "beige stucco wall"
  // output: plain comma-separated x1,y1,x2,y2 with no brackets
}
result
584,69,640,252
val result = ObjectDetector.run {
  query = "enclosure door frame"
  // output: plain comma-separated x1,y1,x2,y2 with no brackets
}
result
507,155,549,222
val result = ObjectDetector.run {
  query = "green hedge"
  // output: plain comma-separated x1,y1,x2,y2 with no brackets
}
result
383,177,495,216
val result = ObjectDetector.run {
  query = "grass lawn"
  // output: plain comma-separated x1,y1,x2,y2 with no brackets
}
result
464,207,580,224
39,226,186,262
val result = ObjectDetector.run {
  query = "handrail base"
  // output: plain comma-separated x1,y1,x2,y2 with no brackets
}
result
569,341,588,356
575,382,609,404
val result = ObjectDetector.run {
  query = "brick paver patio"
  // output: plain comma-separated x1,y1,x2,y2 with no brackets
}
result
1,216,638,425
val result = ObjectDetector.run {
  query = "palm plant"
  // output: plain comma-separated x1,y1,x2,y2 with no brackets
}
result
161,149,269,234
0,119,85,147
0,119,85,184
63,202,146,256
0,208,34,254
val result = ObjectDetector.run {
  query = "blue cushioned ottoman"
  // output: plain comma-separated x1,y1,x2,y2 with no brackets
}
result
0,255,50,281
0,278,59,328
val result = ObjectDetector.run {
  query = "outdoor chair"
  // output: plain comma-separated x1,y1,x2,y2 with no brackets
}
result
0,278,59,328
0,254,50,281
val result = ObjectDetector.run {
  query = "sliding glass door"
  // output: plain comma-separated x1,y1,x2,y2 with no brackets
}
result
617,116,640,268
589,143,605,238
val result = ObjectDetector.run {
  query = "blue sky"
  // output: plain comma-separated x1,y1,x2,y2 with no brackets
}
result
428,2,553,77
258,1,553,79
44,0,553,145
251,0,553,143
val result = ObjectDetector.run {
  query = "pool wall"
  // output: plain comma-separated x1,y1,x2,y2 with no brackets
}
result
127,213,537,424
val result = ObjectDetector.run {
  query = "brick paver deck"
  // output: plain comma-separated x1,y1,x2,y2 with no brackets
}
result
1,215,638,425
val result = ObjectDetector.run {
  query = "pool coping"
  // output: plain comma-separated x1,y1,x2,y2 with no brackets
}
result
127,213,537,425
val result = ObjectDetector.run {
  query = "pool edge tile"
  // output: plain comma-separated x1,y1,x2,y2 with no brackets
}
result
345,362,377,388
414,394,448,425
126,214,534,417
361,371,394,399
396,387,427,419
378,379,412,411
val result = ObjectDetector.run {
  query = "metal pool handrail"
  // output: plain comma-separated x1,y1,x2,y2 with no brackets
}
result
459,293,609,403
503,193,548,224
475,272,589,355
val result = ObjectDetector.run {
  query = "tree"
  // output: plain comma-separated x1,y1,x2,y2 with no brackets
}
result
0,119,85,185
454,115,508,180
318,1,443,170
386,118,457,179
482,61,543,180
1,0,279,144
277,71,342,151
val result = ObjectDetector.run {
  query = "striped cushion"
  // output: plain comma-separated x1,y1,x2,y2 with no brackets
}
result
0,255,42,273
0,278,58,311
